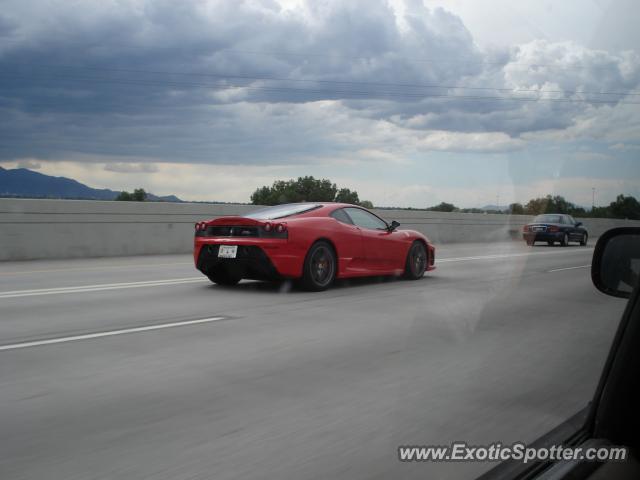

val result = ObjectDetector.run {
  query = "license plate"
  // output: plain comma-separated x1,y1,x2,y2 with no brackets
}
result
218,245,238,258
532,226,545,231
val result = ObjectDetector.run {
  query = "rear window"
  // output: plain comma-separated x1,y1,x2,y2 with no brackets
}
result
533,214,563,224
245,203,321,220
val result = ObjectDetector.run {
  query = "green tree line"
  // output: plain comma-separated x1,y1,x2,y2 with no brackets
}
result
427,194,640,220
250,176,373,208
115,188,147,201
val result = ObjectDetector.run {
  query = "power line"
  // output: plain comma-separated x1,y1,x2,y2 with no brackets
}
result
1,71,638,105
1,38,630,73
220,48,630,73
4,63,639,97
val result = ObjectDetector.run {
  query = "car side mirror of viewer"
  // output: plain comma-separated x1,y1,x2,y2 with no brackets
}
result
388,220,401,232
592,227,640,298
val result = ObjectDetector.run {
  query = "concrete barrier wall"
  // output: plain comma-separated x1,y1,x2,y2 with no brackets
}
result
1,198,639,261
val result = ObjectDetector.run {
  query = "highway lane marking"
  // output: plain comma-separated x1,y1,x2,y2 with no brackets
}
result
0,277,207,299
438,248,593,263
548,264,591,273
0,262,192,276
0,248,593,299
0,317,226,352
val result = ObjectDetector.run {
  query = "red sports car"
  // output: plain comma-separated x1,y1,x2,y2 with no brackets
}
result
194,203,435,291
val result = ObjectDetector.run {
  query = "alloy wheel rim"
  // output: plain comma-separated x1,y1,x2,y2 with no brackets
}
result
412,246,426,275
311,247,334,285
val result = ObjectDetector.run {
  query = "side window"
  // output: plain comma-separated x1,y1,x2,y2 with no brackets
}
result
330,208,353,225
344,208,388,230
568,216,577,225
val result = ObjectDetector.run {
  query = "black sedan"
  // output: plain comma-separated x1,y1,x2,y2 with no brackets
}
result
522,214,588,246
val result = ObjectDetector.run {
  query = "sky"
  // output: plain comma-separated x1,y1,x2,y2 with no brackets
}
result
0,0,638,208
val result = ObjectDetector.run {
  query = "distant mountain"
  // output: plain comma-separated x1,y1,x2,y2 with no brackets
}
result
0,167,181,202
479,204,508,212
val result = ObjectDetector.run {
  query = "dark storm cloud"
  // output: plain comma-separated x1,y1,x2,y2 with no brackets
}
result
0,0,638,165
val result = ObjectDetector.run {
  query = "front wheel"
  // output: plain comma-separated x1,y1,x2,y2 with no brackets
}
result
302,241,336,291
404,241,427,280
580,233,588,246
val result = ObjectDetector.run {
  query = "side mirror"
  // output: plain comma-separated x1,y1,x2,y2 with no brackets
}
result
388,220,401,232
575,221,583,227
592,227,640,298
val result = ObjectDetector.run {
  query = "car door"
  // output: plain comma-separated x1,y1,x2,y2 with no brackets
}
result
329,208,367,273
567,215,585,241
566,215,581,241
344,207,399,271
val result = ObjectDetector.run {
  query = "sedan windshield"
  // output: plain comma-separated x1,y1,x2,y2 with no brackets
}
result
245,203,321,220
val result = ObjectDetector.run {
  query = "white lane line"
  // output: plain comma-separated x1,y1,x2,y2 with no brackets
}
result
438,248,592,263
548,264,591,273
0,277,207,299
0,317,226,352
0,262,192,276
0,248,593,299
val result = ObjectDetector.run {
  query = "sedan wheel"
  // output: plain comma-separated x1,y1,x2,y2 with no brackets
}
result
302,241,336,291
404,241,427,280
561,233,569,247
580,233,588,246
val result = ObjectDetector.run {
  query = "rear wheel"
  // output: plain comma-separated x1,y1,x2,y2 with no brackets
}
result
404,241,427,280
207,269,241,286
526,239,533,246
560,233,569,247
580,233,588,246
302,241,336,291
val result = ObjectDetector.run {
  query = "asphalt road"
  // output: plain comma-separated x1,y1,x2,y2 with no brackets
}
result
0,241,627,480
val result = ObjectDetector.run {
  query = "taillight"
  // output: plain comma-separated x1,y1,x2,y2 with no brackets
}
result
275,223,287,233
195,222,206,232
548,225,559,232
263,222,273,232
522,225,529,232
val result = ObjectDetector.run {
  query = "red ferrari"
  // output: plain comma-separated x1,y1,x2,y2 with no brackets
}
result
194,203,435,291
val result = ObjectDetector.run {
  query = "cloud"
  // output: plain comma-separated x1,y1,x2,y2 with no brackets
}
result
15,158,41,169
103,162,159,173
0,0,638,206
609,142,640,151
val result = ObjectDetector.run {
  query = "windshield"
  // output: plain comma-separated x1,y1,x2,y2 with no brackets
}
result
0,1,638,480
245,203,321,220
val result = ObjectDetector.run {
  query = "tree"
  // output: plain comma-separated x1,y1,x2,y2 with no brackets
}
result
250,176,371,207
116,188,147,201
250,176,337,205
115,191,132,201
508,203,524,215
426,202,457,212
334,188,359,205
359,200,374,209
609,194,640,220
524,195,574,215
132,188,147,201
